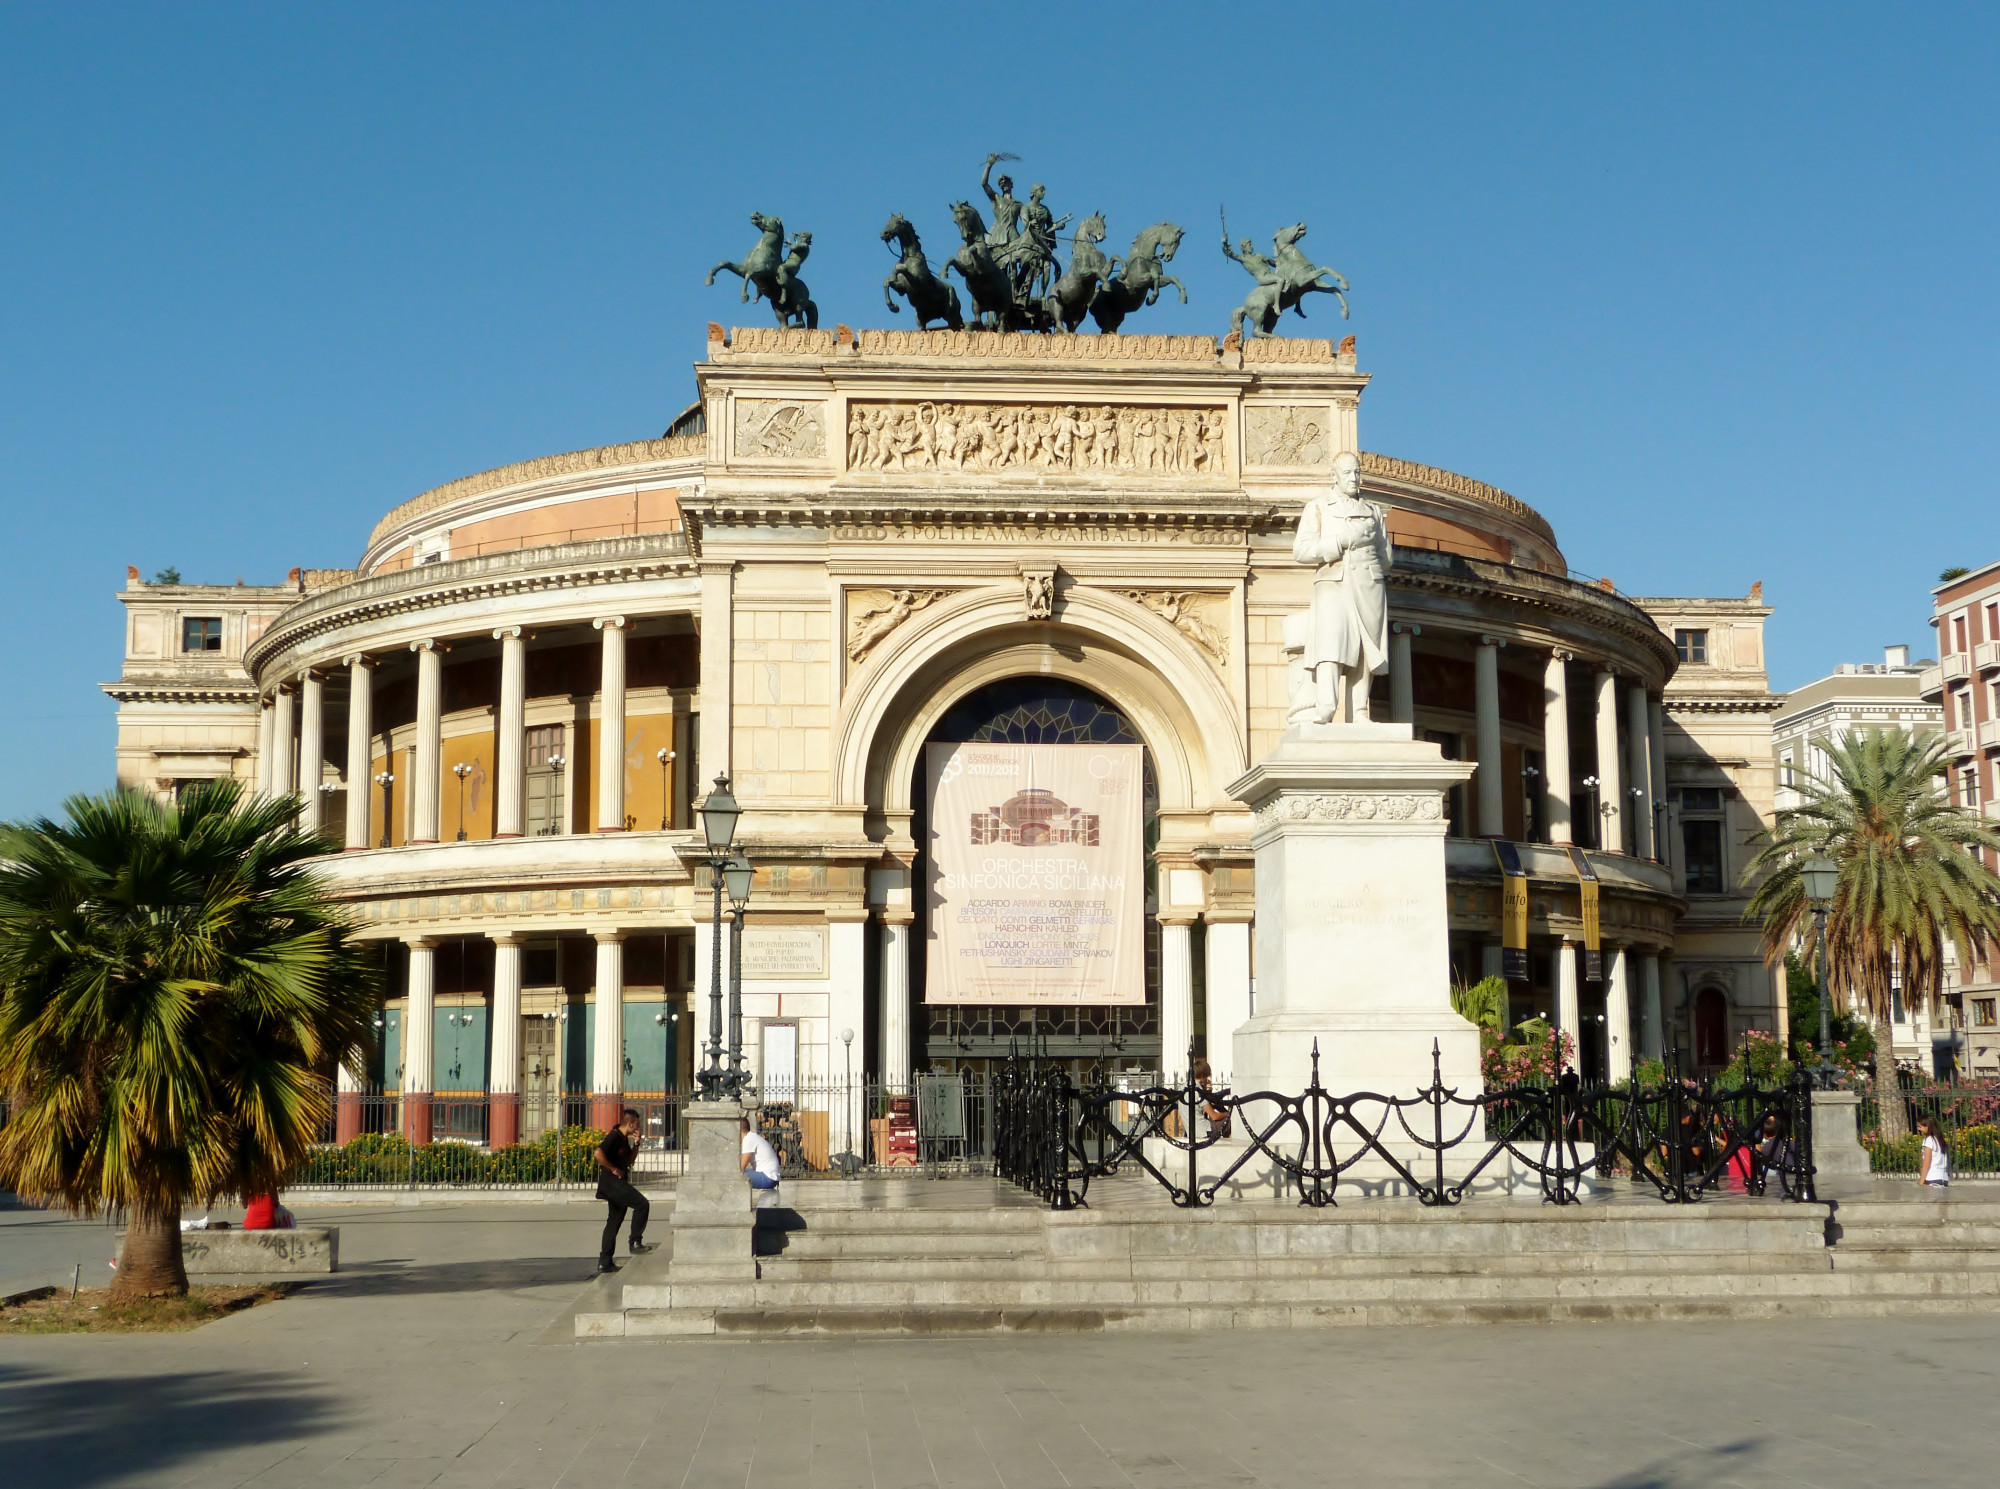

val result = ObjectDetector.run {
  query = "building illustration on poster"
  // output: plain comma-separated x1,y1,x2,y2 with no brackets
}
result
926,742,1144,1006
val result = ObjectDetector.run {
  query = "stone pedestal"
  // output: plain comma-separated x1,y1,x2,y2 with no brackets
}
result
1810,1089,1873,1178
665,1099,758,1284
1227,723,1480,1103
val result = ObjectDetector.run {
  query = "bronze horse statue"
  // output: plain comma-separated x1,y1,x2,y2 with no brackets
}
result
881,213,963,331
705,211,816,328
1043,212,1110,333
946,200,1029,331
1089,223,1187,334
1225,221,1349,338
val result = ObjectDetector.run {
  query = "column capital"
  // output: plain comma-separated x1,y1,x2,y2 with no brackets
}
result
487,930,525,946
1391,621,1421,637
1548,647,1574,663
493,625,525,641
403,934,439,951
304,666,330,683
410,638,440,655
698,560,737,579
343,652,374,669
592,927,629,944
1157,911,1199,929
275,679,299,695
1478,633,1507,649
879,910,916,928
825,907,871,925
593,616,628,631
1203,908,1255,924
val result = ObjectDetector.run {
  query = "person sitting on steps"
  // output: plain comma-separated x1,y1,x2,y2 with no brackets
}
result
741,1116,782,1191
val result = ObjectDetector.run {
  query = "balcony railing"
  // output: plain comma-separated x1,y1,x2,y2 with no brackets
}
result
1918,664,1943,697
1946,726,1976,759
1981,718,2000,750
1943,651,1972,684
1977,640,2000,672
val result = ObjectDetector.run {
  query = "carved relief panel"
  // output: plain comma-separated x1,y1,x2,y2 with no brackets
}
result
845,401,1226,477
733,399,828,460
1243,405,1333,468
1118,590,1230,669
844,587,952,665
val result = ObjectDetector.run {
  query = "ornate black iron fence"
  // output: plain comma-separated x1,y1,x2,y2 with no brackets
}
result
994,1042,1818,1210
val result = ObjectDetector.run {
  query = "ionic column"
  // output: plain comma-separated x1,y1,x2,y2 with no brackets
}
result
1594,668,1624,852
255,695,276,797
411,640,442,844
403,937,437,1145
879,912,913,1090
1389,623,1419,725
335,1060,363,1144
1203,914,1253,1079
591,931,626,1130
1647,693,1668,862
1475,636,1505,837
1543,650,1573,845
1640,953,1664,1062
344,655,373,849
1556,938,1580,1071
595,617,627,832
298,669,325,830
1626,680,1653,860
271,683,297,795
1159,915,1196,1077
1607,946,1633,1083
494,627,526,838
489,933,523,1148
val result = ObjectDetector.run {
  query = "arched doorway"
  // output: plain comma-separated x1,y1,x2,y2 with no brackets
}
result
1693,986,1730,1069
908,677,1161,1075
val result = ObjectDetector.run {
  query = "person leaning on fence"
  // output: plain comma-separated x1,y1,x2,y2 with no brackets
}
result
593,1108,654,1274
1756,1112,1799,1198
1916,1114,1951,1189
1191,1058,1231,1140
741,1117,782,1191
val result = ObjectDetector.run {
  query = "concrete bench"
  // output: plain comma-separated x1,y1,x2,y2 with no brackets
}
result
116,1227,340,1274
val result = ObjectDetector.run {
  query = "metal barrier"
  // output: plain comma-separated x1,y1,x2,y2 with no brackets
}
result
995,1042,1818,1209
1857,1077,2000,1176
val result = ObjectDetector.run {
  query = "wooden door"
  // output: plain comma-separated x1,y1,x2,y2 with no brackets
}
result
521,1017,559,1139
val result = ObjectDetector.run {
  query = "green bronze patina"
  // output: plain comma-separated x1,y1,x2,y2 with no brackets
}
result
881,213,963,331
1090,223,1188,334
706,211,818,330
1223,213,1350,338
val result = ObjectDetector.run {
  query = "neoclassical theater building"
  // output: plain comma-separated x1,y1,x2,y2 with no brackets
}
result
106,325,1783,1140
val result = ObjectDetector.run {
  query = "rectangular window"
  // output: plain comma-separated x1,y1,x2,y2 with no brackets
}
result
1779,751,1794,789
1674,629,1708,664
1974,998,1998,1027
181,616,223,652
1986,603,1999,643
1953,614,1968,654
1682,819,1725,893
1679,787,1723,813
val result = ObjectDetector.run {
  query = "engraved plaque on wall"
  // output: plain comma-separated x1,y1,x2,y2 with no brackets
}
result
739,923,829,980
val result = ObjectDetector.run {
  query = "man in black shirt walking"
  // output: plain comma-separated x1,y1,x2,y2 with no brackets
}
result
593,1108,653,1274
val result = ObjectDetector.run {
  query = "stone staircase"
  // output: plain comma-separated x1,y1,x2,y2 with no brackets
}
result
576,1181,2000,1337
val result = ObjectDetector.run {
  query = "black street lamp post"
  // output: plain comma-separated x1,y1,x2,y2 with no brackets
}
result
453,761,473,840
693,775,751,1101
374,770,395,848
1802,855,1839,1088
657,747,675,831
725,854,753,1093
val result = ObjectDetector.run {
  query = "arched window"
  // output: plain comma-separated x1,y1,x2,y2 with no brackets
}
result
1694,987,1730,1067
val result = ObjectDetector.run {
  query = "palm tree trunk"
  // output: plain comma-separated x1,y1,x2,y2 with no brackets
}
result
112,1201,188,1301
1872,1009,1908,1142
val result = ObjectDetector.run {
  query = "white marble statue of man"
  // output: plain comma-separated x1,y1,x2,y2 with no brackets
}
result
1292,450,1391,723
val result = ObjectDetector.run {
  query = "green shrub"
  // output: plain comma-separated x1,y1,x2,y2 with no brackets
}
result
289,1125,606,1188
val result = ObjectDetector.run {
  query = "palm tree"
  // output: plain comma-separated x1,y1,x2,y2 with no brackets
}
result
0,782,378,1299
1746,729,2000,1138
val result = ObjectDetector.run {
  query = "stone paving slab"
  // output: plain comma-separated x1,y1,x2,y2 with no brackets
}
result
3,1198,1997,1487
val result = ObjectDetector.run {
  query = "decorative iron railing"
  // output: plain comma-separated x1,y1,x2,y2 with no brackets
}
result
994,1042,1818,1210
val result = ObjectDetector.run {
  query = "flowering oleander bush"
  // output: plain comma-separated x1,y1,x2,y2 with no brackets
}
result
1481,1023,1575,1090
1718,1030,1798,1089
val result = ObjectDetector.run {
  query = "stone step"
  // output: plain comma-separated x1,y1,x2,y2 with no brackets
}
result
640,1265,2000,1312
1830,1245,2000,1272
766,1230,1041,1260
758,1254,1049,1282
773,1207,1043,1234
582,1289,2000,1338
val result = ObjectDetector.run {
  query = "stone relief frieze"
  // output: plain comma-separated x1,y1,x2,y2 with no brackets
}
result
1120,590,1228,665
845,401,1225,476
1253,793,1443,830
1244,405,1331,467
854,329,1221,362
734,399,828,460
845,588,949,663
831,521,1243,546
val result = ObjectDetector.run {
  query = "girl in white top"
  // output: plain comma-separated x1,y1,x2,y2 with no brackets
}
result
1916,1115,1950,1188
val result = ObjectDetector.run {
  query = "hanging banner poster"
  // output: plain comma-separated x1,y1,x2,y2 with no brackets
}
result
1567,846,1604,982
925,741,1145,1005
1492,840,1531,982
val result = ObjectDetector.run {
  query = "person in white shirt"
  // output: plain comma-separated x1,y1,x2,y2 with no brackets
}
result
1916,1115,1951,1188
740,1117,782,1191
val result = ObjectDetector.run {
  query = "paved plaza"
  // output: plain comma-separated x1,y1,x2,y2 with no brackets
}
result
0,1197,1991,1488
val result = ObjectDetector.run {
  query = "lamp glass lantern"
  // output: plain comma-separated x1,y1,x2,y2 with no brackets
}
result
1801,856,1838,904
699,776,741,854
723,854,754,908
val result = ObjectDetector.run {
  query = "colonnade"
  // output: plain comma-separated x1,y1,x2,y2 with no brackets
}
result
257,614,638,846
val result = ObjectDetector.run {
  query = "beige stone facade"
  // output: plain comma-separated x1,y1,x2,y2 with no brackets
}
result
105,325,1791,1135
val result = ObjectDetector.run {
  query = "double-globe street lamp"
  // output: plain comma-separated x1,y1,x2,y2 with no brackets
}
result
694,775,754,1101
1801,855,1840,1087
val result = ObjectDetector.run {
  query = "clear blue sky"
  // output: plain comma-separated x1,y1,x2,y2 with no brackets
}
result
2,4,1995,820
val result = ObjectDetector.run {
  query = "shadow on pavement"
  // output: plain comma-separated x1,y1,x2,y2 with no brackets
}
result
1588,1436,1763,1489
0,1363,345,1489
301,1254,605,1297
